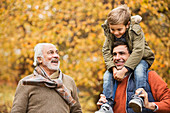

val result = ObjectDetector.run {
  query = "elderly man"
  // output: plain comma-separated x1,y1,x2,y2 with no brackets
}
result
96,41,170,113
11,43,82,113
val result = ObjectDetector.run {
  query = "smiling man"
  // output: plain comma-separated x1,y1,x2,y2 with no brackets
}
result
11,43,82,113
112,44,130,69
97,41,170,113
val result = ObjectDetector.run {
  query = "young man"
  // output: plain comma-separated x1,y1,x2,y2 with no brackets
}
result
11,43,82,113
101,4,155,112
97,41,170,113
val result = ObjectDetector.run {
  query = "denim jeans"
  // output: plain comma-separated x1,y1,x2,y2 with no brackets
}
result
134,60,149,90
103,60,149,99
103,70,114,99
103,70,117,107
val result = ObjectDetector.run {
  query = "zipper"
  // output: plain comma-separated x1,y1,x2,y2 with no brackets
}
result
125,73,132,113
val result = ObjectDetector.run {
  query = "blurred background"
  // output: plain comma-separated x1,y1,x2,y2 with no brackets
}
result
0,0,169,112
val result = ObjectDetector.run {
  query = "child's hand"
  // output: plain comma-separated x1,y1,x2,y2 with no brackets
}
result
114,69,125,81
113,67,118,78
114,67,128,81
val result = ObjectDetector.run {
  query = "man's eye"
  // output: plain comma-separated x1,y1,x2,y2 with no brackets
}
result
118,29,122,31
48,51,54,54
113,53,117,56
55,50,59,54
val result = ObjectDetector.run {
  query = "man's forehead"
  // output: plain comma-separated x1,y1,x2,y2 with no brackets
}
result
113,45,128,52
43,45,58,52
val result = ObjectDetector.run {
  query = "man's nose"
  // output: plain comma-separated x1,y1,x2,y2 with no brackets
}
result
115,54,120,59
53,53,60,58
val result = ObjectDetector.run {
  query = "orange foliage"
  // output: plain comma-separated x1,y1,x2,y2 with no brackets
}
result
0,0,169,112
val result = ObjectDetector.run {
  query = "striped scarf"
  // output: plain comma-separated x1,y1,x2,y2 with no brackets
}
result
21,66,76,106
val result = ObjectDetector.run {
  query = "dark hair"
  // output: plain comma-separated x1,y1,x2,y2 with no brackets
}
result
112,41,131,54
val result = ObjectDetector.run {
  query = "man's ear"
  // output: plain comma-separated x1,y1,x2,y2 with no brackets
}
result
37,57,42,64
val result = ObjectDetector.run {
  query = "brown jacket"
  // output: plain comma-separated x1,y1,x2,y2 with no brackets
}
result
11,73,82,113
102,20,155,71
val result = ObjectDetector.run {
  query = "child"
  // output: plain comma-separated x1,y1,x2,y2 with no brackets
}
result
96,4,155,113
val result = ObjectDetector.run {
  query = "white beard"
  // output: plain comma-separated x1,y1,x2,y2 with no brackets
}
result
43,59,60,71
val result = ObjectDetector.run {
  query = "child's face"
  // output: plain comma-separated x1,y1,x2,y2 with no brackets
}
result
109,23,129,38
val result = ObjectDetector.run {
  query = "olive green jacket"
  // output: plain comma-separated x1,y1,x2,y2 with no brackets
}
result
102,20,155,71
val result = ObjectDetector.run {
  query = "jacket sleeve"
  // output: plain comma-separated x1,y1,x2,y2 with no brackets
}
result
148,71,170,113
101,20,115,71
70,80,82,113
102,38,115,71
11,81,28,113
124,24,145,70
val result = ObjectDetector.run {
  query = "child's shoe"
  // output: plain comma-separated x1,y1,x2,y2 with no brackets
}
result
95,103,113,113
129,94,144,112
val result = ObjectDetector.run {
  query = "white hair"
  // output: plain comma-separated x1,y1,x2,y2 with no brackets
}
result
33,43,56,66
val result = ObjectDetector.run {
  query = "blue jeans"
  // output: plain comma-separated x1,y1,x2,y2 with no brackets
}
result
134,60,149,90
103,70,117,107
103,70,114,99
103,60,149,99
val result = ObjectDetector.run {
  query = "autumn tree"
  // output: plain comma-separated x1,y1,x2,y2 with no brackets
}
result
0,0,169,112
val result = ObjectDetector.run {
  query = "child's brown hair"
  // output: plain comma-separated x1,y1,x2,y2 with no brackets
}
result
107,4,131,25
